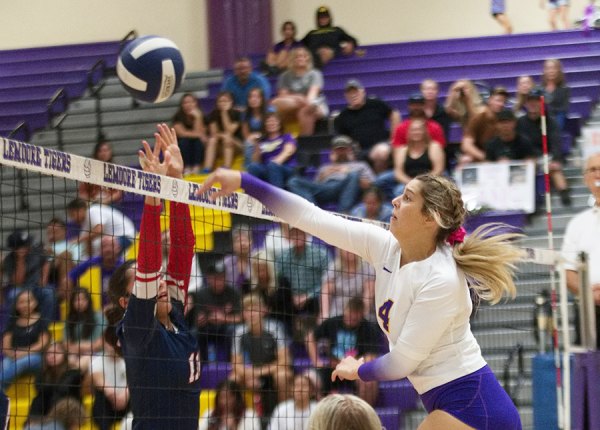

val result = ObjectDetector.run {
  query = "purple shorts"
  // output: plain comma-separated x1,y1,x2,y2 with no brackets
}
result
421,365,522,430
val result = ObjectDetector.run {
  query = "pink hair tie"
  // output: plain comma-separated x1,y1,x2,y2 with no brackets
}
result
447,226,466,246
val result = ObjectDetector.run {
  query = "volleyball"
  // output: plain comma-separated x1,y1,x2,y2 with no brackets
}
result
116,36,185,104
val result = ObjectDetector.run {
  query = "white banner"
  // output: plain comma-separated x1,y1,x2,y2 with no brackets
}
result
455,161,536,214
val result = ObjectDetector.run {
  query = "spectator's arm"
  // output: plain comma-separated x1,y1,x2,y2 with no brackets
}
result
392,146,412,184
2,332,14,359
320,279,333,320
429,143,446,175
388,110,401,141
566,270,580,296
26,330,49,354
91,370,129,412
271,142,296,165
460,134,485,161
306,85,321,105
220,111,239,136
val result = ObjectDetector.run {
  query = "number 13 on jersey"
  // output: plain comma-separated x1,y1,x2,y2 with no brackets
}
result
378,299,394,333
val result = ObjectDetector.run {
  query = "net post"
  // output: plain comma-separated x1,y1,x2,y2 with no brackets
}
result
558,259,571,430
577,252,596,350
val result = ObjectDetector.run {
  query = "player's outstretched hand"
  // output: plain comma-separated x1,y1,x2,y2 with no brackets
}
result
139,138,170,177
331,356,364,382
197,168,242,201
155,123,184,179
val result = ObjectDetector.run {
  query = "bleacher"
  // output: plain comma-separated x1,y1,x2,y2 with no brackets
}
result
0,29,598,429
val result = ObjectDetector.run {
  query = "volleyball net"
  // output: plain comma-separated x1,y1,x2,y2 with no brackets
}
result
0,135,586,429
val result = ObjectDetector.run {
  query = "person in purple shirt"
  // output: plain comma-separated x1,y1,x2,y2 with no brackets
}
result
223,225,253,294
262,21,304,76
247,112,297,189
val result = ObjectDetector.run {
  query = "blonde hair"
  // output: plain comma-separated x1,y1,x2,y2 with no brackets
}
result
242,292,266,311
308,394,381,430
542,58,566,86
250,249,276,296
446,79,483,125
417,174,526,304
289,46,314,71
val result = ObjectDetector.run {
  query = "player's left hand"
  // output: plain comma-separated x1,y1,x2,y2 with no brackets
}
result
139,133,171,177
197,168,242,201
155,123,184,179
331,356,364,382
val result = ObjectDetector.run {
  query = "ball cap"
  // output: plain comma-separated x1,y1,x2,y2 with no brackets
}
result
317,6,331,17
206,259,226,275
7,230,32,250
496,108,516,121
408,92,425,104
345,79,364,91
331,135,355,149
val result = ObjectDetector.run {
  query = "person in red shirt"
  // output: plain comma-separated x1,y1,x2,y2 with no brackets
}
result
392,93,446,149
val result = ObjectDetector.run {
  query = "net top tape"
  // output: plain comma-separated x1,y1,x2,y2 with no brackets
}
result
0,137,389,228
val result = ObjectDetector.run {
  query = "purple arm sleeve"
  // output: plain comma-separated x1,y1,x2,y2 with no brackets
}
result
241,172,305,225
358,357,386,382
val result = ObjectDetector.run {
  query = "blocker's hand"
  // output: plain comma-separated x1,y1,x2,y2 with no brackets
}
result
197,168,242,201
331,356,364,382
155,123,183,179
139,136,171,177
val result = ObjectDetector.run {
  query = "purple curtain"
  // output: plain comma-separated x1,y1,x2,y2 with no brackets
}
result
206,0,272,69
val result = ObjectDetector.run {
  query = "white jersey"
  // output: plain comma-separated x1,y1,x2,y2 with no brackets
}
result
264,188,486,394
561,206,600,285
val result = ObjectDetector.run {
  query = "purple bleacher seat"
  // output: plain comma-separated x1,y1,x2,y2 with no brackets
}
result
199,361,233,389
325,45,600,75
377,380,419,410
376,407,402,430
0,41,120,64
348,29,600,58
0,40,120,138
464,211,527,233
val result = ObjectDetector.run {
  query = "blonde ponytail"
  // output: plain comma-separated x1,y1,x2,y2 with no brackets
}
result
453,223,526,304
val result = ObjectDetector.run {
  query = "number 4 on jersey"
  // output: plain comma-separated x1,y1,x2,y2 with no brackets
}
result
378,299,394,333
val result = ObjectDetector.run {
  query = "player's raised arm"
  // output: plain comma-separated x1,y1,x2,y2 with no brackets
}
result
198,169,389,265
154,124,196,303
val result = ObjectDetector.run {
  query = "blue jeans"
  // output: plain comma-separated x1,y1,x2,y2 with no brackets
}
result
247,162,294,189
0,353,43,389
287,171,361,213
374,170,406,201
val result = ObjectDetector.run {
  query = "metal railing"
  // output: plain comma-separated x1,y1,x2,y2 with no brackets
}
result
503,343,525,405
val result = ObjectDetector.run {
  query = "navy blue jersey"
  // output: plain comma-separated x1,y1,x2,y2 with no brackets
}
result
118,298,201,429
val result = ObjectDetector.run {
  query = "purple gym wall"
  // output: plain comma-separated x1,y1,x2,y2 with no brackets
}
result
206,0,272,69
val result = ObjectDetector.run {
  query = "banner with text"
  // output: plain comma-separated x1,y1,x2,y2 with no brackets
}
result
455,161,536,213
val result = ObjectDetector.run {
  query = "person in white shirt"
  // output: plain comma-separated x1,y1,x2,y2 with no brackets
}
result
199,170,525,430
561,152,600,348
268,373,317,430
67,198,135,258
